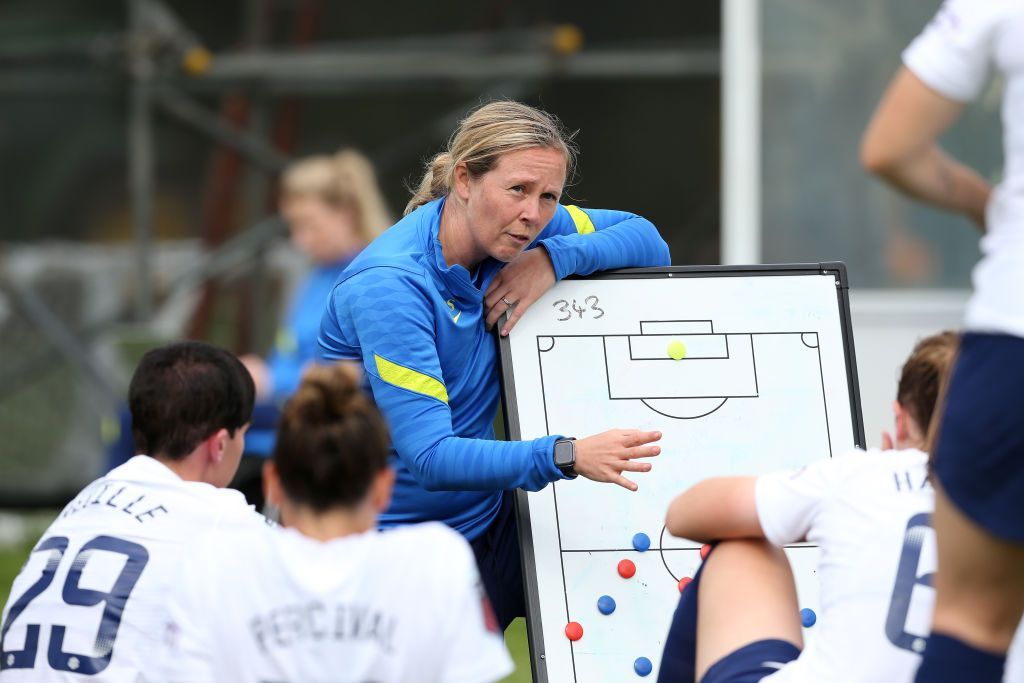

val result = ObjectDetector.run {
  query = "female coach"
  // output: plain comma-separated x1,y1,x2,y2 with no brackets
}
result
318,100,671,629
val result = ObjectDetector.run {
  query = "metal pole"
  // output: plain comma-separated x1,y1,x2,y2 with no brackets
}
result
128,0,155,320
721,0,762,265
0,278,120,408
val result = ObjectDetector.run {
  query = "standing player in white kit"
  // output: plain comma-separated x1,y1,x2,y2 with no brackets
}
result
861,1,1024,681
656,332,958,683
159,363,513,683
0,341,263,681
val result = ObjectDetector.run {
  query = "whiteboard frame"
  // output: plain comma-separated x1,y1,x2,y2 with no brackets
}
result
497,262,865,683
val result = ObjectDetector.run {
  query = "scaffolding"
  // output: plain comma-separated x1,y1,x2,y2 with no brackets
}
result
0,0,723,504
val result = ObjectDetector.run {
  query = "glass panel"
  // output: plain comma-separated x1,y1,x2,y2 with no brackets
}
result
761,0,1001,288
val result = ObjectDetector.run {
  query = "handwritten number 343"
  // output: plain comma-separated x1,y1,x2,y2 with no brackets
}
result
553,296,605,321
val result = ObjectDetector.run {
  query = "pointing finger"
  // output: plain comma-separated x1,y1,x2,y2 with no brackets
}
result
614,475,639,492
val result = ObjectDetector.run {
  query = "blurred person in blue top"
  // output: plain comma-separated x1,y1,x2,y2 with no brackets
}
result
242,148,391,405
319,100,671,630
105,151,389,477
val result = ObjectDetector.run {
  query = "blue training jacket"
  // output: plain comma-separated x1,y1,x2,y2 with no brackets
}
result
266,258,354,404
318,197,670,540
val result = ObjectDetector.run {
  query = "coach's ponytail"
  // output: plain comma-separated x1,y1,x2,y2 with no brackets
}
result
404,152,454,216
273,363,390,511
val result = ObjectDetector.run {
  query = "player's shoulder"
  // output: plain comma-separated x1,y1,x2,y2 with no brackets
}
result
378,522,475,568
920,0,1018,43
184,510,274,568
824,447,930,495
949,0,1022,22
844,446,928,469
383,520,469,547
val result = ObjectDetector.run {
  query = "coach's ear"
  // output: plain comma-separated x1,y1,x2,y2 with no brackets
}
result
263,461,284,509
452,161,471,202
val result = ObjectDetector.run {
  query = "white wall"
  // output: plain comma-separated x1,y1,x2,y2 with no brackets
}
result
848,290,967,449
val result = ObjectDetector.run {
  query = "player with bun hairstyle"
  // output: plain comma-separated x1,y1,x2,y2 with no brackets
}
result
657,332,977,683
159,363,513,683
319,100,671,629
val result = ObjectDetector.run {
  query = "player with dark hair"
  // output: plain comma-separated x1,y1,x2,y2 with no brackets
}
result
159,363,513,683
656,332,961,683
0,341,262,681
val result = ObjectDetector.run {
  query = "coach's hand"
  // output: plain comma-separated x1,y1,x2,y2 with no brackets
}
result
484,247,557,337
573,429,662,491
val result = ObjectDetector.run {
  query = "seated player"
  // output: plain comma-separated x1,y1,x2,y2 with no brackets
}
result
0,341,263,681
656,331,959,683
159,363,513,683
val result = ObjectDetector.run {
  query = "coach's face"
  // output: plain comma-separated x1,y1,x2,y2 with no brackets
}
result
455,146,566,267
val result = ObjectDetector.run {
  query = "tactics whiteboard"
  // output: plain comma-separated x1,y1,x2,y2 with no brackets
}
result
498,264,864,683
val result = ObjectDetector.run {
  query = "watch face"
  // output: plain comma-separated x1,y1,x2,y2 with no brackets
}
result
554,440,575,467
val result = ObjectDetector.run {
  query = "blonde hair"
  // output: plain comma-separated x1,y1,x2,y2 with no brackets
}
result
404,100,578,216
281,148,392,242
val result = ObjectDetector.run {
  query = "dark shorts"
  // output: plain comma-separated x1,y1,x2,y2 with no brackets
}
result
470,490,526,631
701,639,800,683
932,333,1024,542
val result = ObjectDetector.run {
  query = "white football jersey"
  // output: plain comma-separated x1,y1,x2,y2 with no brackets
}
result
756,448,936,683
0,456,264,682
755,448,1024,682
903,0,1024,339
158,521,513,683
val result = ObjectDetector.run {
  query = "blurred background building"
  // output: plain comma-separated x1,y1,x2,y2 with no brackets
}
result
0,0,992,506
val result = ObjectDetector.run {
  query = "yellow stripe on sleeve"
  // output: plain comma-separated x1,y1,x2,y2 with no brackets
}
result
374,354,449,404
565,205,596,234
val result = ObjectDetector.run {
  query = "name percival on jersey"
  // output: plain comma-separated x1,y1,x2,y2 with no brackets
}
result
0,456,264,682
159,521,513,683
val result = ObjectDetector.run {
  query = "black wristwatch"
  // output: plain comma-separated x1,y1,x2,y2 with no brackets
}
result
553,437,578,478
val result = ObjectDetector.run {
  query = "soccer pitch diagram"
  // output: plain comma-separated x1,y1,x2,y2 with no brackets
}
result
499,265,864,682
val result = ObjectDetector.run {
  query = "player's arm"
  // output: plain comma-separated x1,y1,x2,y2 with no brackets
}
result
861,0,999,231
324,268,567,492
484,204,670,334
860,67,988,229
665,476,763,543
668,456,843,546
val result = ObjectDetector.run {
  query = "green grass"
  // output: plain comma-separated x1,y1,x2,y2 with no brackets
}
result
0,511,57,606
501,617,533,682
0,542,32,606
0,512,536,681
